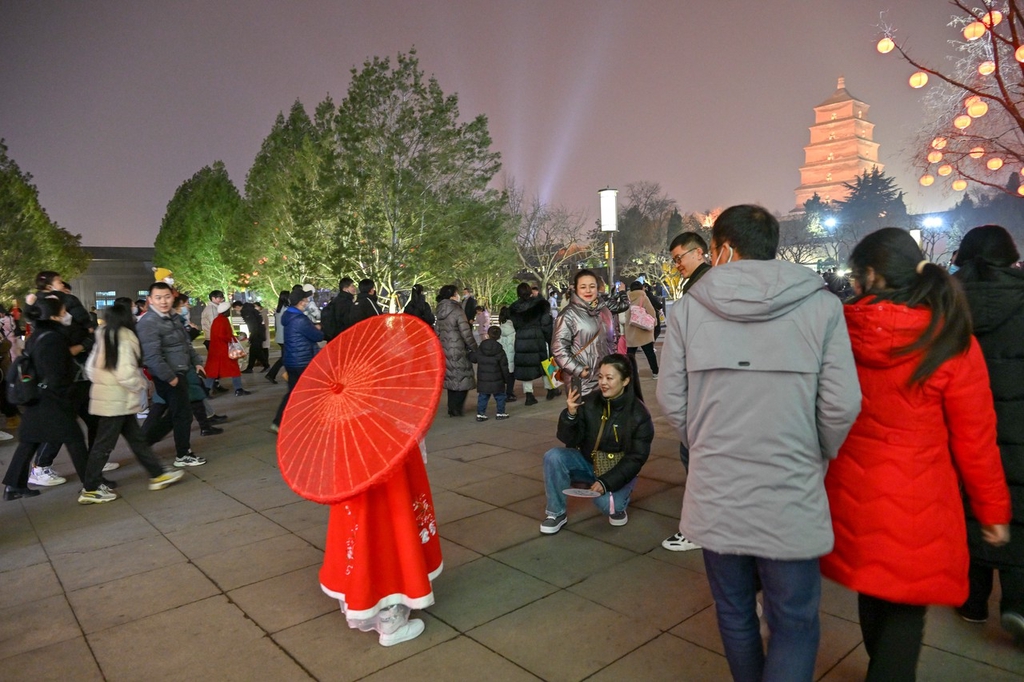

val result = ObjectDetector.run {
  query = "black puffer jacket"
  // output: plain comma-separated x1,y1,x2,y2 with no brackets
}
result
509,297,552,381
556,388,654,493
436,298,478,391
16,320,81,444
958,265,1024,567
475,338,509,395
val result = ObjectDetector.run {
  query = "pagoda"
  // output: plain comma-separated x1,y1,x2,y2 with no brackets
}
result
794,77,883,209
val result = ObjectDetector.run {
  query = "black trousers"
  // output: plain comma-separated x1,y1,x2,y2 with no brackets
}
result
37,381,98,467
858,593,926,682
4,418,88,488
446,389,468,416
273,365,305,426
963,560,1024,617
142,375,192,457
244,343,270,371
85,415,166,490
505,373,516,398
267,344,285,381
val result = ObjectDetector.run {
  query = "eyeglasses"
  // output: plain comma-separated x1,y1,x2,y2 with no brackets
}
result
671,248,699,265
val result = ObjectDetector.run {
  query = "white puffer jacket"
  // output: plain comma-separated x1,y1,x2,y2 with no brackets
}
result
86,327,148,416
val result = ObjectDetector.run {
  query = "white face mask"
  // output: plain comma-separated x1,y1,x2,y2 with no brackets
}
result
60,312,73,326
713,244,734,267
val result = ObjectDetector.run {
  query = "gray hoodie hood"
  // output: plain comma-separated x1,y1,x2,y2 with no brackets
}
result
689,259,827,322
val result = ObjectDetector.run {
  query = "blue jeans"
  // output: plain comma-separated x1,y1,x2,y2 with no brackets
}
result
476,392,507,416
542,447,636,517
702,550,821,682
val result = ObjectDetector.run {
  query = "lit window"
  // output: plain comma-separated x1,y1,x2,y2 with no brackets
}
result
95,290,116,297
831,113,837,120
96,299,115,309
826,172,833,182
827,153,834,161
828,132,836,140
138,290,149,297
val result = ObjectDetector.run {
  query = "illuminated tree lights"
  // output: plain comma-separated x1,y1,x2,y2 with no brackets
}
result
876,1,1024,197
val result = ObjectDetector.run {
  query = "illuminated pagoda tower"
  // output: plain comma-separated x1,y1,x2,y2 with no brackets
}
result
794,77,883,209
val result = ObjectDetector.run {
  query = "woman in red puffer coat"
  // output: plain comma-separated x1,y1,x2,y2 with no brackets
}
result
821,228,1011,681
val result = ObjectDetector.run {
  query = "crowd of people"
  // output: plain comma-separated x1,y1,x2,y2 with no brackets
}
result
2,206,1022,678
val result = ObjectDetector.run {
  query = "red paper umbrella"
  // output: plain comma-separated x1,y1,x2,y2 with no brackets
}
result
277,314,444,504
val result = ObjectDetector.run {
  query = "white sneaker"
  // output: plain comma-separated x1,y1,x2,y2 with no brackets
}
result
102,462,120,472
0,430,13,441
78,484,118,505
662,533,701,551
29,466,67,487
378,618,425,646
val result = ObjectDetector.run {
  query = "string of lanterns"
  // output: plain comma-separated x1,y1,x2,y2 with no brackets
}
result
875,15,1023,194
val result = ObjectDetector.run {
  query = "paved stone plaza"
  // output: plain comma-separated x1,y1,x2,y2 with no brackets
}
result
2,355,1023,680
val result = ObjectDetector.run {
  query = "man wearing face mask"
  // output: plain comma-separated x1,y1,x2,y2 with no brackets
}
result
657,205,861,681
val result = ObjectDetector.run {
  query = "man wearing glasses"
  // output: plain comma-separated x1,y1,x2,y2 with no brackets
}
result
661,232,711,553
670,233,711,295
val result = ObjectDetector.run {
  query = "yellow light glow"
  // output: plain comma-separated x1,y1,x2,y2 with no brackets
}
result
931,137,948,150
877,37,895,54
987,157,1004,171
954,115,972,129
1017,45,1024,63
1018,185,1024,196
938,164,953,176
979,60,996,75
952,179,968,191
963,22,987,40
927,151,943,163
909,71,929,88
964,95,981,108
969,147,986,159
967,100,989,118
919,174,935,187
982,11,1002,27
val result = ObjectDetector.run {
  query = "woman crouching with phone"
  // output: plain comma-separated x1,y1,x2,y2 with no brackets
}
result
540,354,653,534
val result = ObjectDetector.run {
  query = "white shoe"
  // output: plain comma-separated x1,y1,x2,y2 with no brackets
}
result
29,466,67,487
102,462,120,472
378,618,424,646
0,431,13,441
662,533,701,551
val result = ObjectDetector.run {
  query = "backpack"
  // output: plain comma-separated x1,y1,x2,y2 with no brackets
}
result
5,331,51,406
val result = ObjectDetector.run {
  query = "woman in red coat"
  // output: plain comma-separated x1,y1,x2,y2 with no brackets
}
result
821,228,1011,681
203,302,250,397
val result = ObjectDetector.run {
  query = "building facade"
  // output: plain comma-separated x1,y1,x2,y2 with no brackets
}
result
795,77,883,209
68,247,156,311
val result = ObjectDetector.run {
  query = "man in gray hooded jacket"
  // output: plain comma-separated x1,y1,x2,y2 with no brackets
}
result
657,204,861,681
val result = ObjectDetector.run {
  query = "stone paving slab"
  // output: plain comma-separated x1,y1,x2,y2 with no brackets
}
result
2,357,1024,680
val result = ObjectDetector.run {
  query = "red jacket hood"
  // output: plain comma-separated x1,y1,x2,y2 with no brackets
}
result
843,298,931,371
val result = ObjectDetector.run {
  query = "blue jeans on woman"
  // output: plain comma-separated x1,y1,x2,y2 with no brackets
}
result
702,550,821,682
542,447,636,517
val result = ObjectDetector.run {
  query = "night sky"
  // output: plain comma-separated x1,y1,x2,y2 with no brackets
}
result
1,0,957,247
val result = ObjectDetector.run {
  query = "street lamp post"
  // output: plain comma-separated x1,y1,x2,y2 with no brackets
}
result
599,188,618,289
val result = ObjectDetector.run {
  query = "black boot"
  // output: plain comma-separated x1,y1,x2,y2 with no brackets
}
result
546,389,561,400
525,394,538,406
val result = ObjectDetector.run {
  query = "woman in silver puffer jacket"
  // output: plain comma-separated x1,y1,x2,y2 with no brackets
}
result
552,270,629,396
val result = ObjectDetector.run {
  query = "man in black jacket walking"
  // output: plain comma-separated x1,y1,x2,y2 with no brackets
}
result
322,277,357,342
350,279,383,326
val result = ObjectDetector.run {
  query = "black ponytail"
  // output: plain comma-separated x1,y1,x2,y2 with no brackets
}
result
849,227,971,385
101,302,137,371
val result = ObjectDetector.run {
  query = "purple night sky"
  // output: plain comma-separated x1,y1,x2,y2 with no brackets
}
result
1,1,958,247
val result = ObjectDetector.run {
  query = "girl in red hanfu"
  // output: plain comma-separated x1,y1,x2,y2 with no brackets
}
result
319,439,441,646
278,314,444,647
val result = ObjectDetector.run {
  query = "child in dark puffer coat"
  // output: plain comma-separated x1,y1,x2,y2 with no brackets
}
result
475,326,511,422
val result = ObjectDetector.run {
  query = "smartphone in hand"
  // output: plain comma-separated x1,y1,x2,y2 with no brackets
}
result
571,375,583,396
